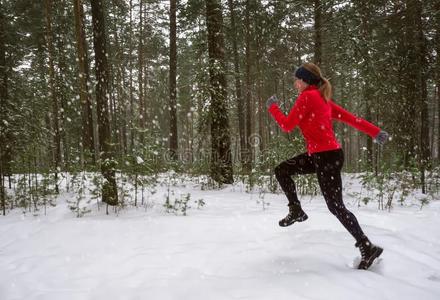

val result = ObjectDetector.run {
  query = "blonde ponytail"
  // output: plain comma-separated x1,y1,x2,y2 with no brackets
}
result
319,77,332,101
302,62,333,101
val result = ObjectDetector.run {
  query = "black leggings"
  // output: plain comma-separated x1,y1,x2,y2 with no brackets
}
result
274,149,365,242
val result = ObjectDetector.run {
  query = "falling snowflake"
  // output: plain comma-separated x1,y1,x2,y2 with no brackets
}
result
136,156,144,164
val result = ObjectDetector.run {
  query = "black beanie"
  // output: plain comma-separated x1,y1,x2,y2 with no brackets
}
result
294,66,321,85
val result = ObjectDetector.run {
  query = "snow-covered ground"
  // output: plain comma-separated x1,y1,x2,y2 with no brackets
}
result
1,175,440,300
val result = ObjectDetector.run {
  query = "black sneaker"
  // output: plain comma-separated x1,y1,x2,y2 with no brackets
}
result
279,205,308,227
355,236,383,270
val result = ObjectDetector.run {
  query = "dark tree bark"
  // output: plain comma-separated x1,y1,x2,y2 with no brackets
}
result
417,2,429,193
169,0,178,160
58,51,69,170
0,158,4,215
438,79,440,164
44,0,61,193
227,0,246,167
313,0,322,65
74,0,95,164
90,0,118,206
358,1,374,170
111,15,127,156
205,0,233,184
255,1,265,153
244,0,253,172
129,0,135,151
396,0,421,168
138,0,145,142
437,1,440,164
0,1,6,215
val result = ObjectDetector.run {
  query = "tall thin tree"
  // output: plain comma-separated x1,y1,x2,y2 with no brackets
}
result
0,0,6,215
169,0,178,160
244,0,253,172
128,0,135,151
313,0,322,65
227,0,246,168
396,0,420,167
436,1,440,164
255,1,265,153
417,1,430,193
73,0,95,165
358,1,375,170
90,0,118,206
44,0,61,193
205,0,233,184
228,0,247,166
138,0,146,142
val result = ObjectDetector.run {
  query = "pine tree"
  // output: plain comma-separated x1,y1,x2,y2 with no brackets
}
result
169,0,178,160
436,1,440,163
417,1,430,193
44,0,61,193
128,0,135,152
399,0,423,167
0,0,6,215
90,0,118,206
205,0,233,184
226,0,246,169
138,0,146,143
313,0,322,65
74,0,95,164
244,0,253,172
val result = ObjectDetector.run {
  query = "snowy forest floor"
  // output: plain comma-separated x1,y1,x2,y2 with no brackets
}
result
1,174,440,300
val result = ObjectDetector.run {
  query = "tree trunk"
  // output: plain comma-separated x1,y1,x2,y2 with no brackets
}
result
435,1,440,164
90,0,118,206
112,14,126,156
205,0,233,184
55,13,69,170
169,0,178,160
400,0,422,168
417,2,429,193
313,0,322,65
0,1,5,215
44,0,61,193
138,0,145,142
244,0,253,172
255,2,264,153
256,65,264,155
129,0,135,151
227,0,246,168
0,157,4,215
438,81,440,164
358,1,374,170
74,0,95,164
107,4,123,157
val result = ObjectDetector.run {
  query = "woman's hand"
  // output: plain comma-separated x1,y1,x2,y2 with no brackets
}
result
374,130,389,145
266,95,278,109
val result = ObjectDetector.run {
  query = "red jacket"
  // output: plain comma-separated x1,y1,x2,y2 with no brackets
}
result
268,85,381,154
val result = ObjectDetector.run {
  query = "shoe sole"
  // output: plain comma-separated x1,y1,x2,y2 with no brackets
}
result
279,214,308,227
359,247,383,270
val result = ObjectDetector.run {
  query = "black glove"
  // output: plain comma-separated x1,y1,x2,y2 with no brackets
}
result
266,95,278,109
374,130,389,145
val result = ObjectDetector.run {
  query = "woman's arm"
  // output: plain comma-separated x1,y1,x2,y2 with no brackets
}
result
268,94,309,133
330,100,380,138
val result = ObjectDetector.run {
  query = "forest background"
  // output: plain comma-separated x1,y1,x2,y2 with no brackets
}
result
1,0,439,212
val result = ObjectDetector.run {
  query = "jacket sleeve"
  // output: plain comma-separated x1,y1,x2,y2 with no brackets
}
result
268,94,309,133
330,100,380,138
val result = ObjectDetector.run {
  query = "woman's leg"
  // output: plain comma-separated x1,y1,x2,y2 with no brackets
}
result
274,152,316,207
275,152,316,226
311,149,382,269
313,149,365,242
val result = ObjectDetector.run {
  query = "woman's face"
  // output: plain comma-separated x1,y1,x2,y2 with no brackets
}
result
294,78,308,93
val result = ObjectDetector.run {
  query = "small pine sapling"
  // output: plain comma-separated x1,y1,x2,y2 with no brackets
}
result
68,172,92,217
